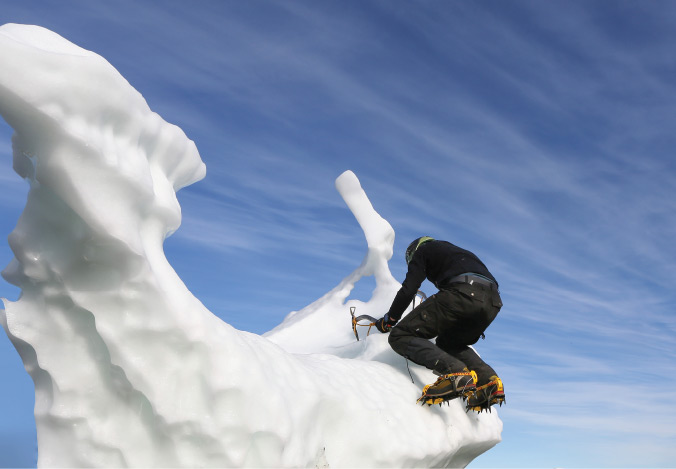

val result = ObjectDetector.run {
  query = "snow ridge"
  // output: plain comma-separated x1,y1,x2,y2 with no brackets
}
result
0,23,501,468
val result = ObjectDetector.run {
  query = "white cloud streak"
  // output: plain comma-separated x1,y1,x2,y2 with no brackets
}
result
1,1,676,467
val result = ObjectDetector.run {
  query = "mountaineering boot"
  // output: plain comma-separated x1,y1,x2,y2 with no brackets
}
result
466,375,505,413
417,369,478,406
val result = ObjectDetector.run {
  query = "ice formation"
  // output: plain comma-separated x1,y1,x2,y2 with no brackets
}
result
0,24,501,467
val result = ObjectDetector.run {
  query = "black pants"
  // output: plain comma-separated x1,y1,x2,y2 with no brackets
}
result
388,282,502,385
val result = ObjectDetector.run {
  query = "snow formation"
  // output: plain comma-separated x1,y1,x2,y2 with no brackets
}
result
0,24,501,467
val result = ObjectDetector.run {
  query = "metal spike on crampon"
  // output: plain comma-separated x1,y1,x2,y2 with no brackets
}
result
465,377,505,413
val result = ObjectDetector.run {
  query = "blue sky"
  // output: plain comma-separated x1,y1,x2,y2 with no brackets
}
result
1,1,675,467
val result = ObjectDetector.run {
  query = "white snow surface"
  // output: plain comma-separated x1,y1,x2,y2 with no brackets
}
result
0,24,502,468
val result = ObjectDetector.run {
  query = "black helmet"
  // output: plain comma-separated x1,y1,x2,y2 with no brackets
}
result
405,236,434,264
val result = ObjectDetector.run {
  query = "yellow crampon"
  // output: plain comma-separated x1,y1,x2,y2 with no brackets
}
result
418,396,448,406
466,376,505,413
416,383,438,406
416,370,478,406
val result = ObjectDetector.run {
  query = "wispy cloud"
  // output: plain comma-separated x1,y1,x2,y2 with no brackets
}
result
2,2,676,467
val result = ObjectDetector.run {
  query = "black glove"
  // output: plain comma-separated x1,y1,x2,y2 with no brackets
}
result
375,313,397,333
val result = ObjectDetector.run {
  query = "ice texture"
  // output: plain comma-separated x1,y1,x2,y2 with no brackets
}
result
0,23,501,467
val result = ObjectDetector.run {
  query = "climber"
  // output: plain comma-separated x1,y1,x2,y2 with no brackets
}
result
375,237,505,411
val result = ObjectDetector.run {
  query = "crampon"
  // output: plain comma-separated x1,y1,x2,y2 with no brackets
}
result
416,370,477,406
465,376,505,413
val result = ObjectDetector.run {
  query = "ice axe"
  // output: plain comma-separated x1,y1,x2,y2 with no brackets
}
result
349,291,427,342
350,307,378,341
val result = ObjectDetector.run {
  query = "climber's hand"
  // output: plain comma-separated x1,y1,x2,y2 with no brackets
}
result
375,314,397,333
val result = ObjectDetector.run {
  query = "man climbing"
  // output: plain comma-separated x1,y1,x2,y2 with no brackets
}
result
375,237,505,411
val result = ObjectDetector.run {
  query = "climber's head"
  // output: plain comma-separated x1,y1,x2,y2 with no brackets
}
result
405,236,434,265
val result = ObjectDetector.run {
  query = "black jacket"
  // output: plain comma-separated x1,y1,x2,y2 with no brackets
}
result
386,240,497,321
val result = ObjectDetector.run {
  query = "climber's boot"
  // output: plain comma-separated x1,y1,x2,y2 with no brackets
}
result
417,369,477,406
466,375,505,413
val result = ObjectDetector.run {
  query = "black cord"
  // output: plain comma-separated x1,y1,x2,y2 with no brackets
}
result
405,358,415,384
